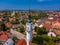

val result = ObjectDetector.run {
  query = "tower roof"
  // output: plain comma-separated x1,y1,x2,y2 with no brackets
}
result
28,8,32,23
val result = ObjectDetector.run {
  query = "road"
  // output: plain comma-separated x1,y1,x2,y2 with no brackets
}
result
10,29,26,40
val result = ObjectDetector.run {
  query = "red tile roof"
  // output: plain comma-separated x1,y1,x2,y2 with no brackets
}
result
0,34,8,40
9,17,16,22
0,32,10,41
16,39,33,45
44,23,51,29
5,22,11,28
52,21,60,28
53,21,59,24
53,30,60,35
16,39,26,45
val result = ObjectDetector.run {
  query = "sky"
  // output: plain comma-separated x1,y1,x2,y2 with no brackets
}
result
0,0,60,10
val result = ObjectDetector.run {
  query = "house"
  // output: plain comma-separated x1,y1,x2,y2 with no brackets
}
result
9,17,16,22
5,22,12,28
48,29,60,38
48,16,54,20
12,24,21,29
0,32,9,41
39,24,43,28
52,21,60,29
0,31,14,45
16,39,26,45
36,19,44,27
48,31,56,37
16,39,33,45
0,17,3,21
53,30,60,38
4,38,14,45
44,23,51,31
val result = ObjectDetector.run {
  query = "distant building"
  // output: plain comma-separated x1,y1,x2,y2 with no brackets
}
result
52,21,60,29
48,29,60,38
0,31,14,45
48,31,56,37
53,30,60,38
4,38,14,45
44,23,51,31
16,39,33,45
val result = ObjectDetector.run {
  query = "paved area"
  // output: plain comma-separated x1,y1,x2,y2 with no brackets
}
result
10,29,26,40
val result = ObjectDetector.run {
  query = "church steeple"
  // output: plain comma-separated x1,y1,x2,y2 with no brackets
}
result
28,8,31,23
26,7,33,45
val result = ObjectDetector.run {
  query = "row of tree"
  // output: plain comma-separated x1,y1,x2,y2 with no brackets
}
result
31,12,48,20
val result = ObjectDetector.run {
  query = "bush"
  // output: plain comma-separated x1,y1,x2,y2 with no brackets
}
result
32,35,60,45
36,27,46,35
17,26,24,33
11,19,20,24
38,12,48,18
32,35,43,45
0,21,7,31
21,19,26,25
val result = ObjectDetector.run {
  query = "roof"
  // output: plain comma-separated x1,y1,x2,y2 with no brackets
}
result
4,38,14,45
0,32,11,41
5,22,11,28
52,21,60,28
53,30,60,35
0,34,8,41
44,23,51,29
16,39,26,45
9,17,16,22
16,39,33,45
53,21,59,24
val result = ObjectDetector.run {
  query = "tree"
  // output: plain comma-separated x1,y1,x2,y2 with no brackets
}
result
38,12,48,18
32,35,56,45
12,13,19,18
36,27,46,35
20,26,24,33
21,19,26,25
0,21,7,31
31,16,39,20
11,19,20,24
43,40,55,45
32,35,43,45
17,26,24,33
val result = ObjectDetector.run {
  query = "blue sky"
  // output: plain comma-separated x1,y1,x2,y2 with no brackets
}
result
0,0,60,10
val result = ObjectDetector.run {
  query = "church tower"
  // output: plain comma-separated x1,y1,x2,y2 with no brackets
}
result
26,9,33,45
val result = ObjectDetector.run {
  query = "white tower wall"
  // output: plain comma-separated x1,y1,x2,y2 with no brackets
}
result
26,22,33,45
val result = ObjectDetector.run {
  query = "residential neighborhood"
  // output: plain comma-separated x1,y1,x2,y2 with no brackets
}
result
0,10,60,45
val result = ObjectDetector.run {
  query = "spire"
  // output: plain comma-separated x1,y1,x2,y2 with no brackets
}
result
28,7,31,23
